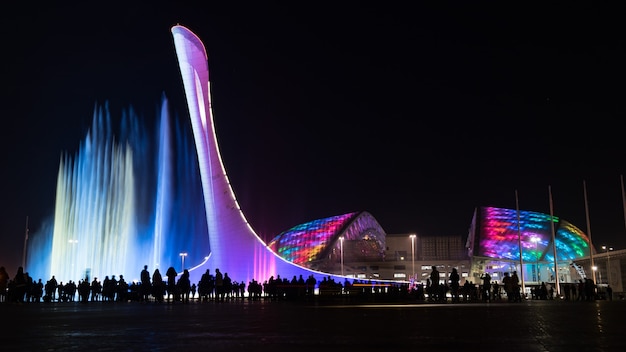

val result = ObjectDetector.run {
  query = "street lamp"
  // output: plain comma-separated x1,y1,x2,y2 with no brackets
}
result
531,236,540,282
179,252,187,272
339,236,344,276
591,265,598,279
592,265,601,284
602,245,614,285
409,234,416,281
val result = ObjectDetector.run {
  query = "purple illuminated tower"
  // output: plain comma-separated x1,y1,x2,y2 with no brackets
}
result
172,25,387,286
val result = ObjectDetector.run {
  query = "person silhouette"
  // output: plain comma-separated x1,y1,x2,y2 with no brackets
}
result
481,272,491,302
215,268,224,302
140,265,151,302
0,266,9,303
152,268,165,303
165,266,178,302
449,268,460,303
177,269,191,303
429,266,440,302
13,266,27,303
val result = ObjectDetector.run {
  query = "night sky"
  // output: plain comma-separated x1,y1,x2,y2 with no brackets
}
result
1,3,625,275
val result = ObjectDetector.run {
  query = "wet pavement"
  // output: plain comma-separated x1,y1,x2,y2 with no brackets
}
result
2,299,625,351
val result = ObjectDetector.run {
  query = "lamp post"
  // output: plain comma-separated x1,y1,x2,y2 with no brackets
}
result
592,265,602,284
339,236,344,276
602,245,613,285
592,266,598,285
531,236,540,282
409,234,416,281
179,252,187,272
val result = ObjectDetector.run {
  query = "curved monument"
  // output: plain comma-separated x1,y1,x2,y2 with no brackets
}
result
172,25,388,286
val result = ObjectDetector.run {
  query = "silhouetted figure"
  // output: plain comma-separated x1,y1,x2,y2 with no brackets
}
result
79,278,91,303
449,268,460,303
481,272,491,302
190,283,197,301
117,275,129,302
12,266,27,303
177,269,191,303
429,266,440,302
606,285,613,301
198,269,214,302
215,268,224,302
32,278,44,302
562,283,571,300
0,266,10,303
108,275,118,301
502,272,512,301
165,266,178,302
577,279,586,301
152,269,165,303
248,279,262,300
584,278,595,301
297,275,306,299
140,265,151,302
305,275,317,298
492,281,501,300
65,280,77,302
58,281,67,302
539,282,548,299
24,272,34,302
47,275,58,302
91,277,102,301
511,271,521,302
461,280,472,301
238,281,246,299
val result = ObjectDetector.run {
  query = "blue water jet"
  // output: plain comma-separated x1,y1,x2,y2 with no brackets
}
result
26,96,209,284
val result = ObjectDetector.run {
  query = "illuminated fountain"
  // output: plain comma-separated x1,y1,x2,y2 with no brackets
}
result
26,25,391,288
27,98,209,283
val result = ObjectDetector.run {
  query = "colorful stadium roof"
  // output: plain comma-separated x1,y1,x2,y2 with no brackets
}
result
267,211,386,269
468,206,592,263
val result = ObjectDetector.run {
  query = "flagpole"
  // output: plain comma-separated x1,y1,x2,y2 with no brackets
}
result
548,186,560,296
621,175,626,235
515,190,525,295
583,180,596,286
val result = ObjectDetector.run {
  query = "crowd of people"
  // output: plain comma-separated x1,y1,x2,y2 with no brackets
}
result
0,264,616,304
0,264,408,304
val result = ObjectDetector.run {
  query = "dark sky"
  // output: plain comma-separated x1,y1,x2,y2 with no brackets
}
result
2,3,625,273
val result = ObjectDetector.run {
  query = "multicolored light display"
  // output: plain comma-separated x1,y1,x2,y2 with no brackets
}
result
268,211,386,267
476,206,591,263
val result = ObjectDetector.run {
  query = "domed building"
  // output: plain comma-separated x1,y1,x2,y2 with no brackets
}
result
466,206,593,293
267,211,387,275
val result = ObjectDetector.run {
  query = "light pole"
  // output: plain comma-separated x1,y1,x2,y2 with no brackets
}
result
179,252,187,272
339,236,344,276
531,236,540,282
592,266,598,285
409,234,416,281
602,245,613,285
593,265,602,284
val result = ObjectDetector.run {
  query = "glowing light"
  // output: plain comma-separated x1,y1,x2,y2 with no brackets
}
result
27,98,209,284
477,206,590,262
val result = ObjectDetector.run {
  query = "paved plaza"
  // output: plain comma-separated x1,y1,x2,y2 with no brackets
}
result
1,299,625,351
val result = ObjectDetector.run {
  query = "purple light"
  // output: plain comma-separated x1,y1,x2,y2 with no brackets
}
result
476,206,591,262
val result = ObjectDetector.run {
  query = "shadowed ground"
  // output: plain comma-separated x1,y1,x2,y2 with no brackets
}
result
2,299,625,351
